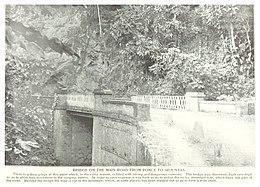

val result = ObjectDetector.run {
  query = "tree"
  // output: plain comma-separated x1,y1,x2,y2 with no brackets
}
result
5,5,255,165
103,5,254,100
5,5,83,165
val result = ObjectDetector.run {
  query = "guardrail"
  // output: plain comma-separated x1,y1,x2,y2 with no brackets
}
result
131,95,186,110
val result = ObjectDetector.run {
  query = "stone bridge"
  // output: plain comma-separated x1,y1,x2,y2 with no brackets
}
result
53,89,151,166
53,89,254,167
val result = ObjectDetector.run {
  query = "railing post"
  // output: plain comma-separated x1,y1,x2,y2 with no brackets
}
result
93,88,114,110
185,92,205,112
56,94,67,108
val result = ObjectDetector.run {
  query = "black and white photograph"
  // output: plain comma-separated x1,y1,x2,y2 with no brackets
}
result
4,3,255,172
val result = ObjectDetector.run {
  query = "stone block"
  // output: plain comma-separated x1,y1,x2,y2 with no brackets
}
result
185,92,205,112
136,141,152,166
135,103,151,121
190,121,204,143
235,103,249,116
248,103,255,115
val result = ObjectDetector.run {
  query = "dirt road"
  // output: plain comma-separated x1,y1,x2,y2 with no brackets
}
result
139,109,255,166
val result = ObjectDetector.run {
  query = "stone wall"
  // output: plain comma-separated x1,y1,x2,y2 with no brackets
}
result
53,90,152,166
136,141,152,166
185,92,255,115
92,115,152,166
53,109,71,165
102,100,151,121
199,101,255,115
91,89,151,166
131,92,255,116
92,116,138,166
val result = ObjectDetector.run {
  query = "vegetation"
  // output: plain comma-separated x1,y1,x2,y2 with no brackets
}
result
5,5,254,165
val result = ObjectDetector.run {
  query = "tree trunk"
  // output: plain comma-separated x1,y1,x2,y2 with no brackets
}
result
230,23,236,52
244,20,252,51
97,5,102,37
198,34,202,58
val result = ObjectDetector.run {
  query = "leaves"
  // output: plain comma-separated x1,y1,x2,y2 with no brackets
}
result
103,5,254,100
4,5,254,167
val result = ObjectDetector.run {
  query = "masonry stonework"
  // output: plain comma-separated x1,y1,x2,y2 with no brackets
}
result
185,92,205,112
53,109,72,165
53,89,152,166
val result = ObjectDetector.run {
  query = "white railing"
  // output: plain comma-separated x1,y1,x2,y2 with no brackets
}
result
67,94,95,109
131,95,186,110
66,94,186,110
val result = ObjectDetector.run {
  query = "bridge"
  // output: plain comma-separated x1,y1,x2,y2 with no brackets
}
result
53,89,152,166
52,89,254,166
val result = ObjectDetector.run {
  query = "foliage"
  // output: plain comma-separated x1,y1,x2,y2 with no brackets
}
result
5,4,254,165
104,5,254,100
6,4,254,99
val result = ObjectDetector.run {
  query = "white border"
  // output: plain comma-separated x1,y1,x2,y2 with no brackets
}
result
0,1,259,187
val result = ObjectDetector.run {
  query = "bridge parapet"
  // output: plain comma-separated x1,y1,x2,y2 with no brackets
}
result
131,95,186,110
102,99,150,121
67,94,95,109
62,90,150,121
